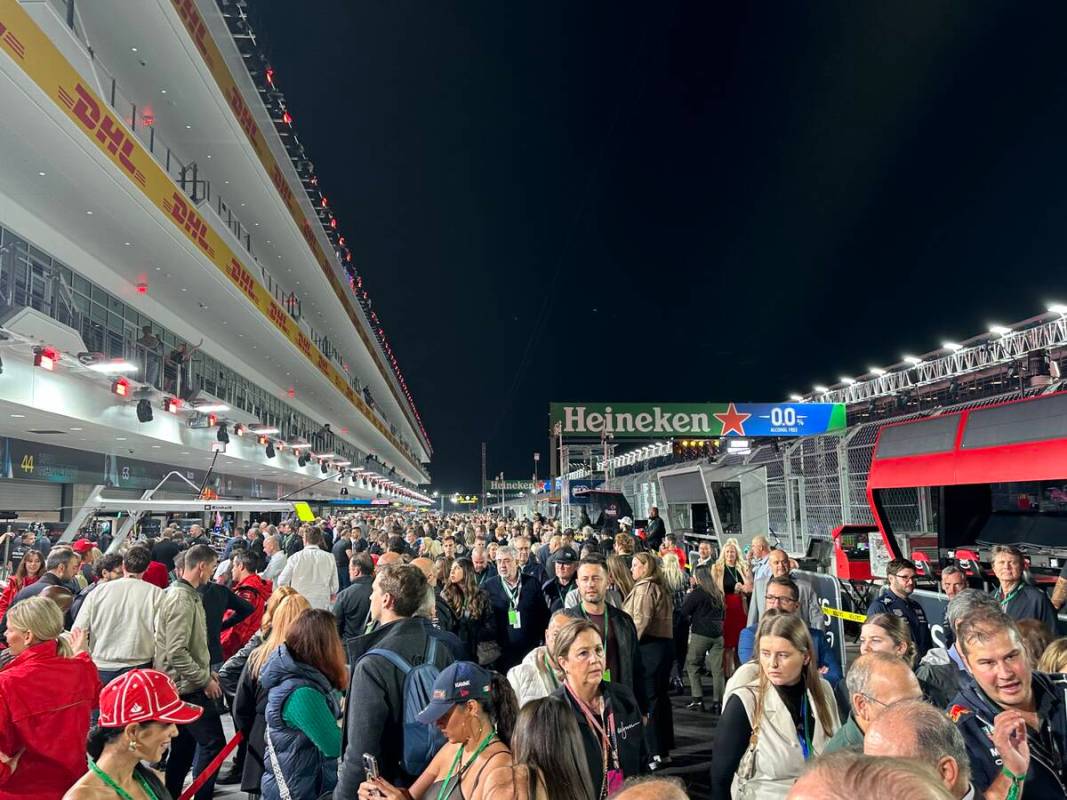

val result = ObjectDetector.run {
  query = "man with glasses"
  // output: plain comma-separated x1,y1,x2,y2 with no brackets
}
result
737,576,842,684
866,557,933,660
824,652,923,753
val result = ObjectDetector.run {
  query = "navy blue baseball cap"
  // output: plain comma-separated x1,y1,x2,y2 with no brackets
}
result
416,661,493,725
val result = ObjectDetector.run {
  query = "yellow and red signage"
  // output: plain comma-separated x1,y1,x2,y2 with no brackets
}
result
0,0,420,471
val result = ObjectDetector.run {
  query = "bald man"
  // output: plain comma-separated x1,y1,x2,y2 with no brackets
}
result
864,700,979,800
825,652,923,753
376,551,402,568
788,752,955,800
613,776,688,800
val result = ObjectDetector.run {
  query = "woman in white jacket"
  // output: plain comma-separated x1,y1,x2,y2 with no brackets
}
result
710,611,840,799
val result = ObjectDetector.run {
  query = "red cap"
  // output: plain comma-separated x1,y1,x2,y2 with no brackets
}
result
98,669,204,727
71,539,94,554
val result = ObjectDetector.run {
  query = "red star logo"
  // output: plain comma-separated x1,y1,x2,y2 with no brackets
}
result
714,402,751,436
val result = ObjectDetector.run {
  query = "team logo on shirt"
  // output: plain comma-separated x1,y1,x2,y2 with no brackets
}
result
948,705,972,723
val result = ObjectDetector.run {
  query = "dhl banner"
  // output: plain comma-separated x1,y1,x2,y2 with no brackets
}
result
167,0,414,439
0,0,418,471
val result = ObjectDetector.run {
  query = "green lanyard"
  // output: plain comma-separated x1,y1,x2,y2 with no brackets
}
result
437,729,496,800
88,757,158,800
500,576,521,608
543,654,560,688
998,583,1023,608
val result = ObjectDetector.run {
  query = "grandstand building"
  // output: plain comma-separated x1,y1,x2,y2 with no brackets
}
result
0,0,430,521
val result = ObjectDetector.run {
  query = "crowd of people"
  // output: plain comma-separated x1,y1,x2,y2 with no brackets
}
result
0,511,1065,799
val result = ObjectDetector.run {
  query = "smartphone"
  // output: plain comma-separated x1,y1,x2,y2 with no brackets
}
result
363,753,380,781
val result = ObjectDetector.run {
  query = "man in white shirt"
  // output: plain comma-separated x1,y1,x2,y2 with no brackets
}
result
260,534,286,583
276,527,337,609
73,544,163,684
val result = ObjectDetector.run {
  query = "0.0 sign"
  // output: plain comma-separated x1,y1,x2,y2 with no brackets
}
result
769,407,799,427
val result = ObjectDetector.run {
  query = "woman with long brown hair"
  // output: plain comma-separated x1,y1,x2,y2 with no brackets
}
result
623,552,675,766
604,555,632,605
859,612,917,667
0,548,43,621
442,557,496,663
260,608,347,800
232,593,311,794
710,612,840,798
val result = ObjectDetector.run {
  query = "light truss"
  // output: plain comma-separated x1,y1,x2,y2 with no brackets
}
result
804,315,1067,405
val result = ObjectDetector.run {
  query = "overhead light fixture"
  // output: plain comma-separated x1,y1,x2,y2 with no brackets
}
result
1048,303,1067,315
257,435,270,446
840,377,856,385
903,355,922,365
251,426,280,435
111,378,130,397
989,324,1011,336
868,366,886,376
942,341,963,352
334,460,352,466
190,403,229,413
288,442,311,449
265,441,276,459
137,398,153,423
788,394,804,402
88,360,138,374
813,385,829,393
162,397,179,414
33,346,58,371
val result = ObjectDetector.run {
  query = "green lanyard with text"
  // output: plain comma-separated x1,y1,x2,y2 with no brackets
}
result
998,583,1023,608
436,729,497,800
88,758,159,800
580,602,611,682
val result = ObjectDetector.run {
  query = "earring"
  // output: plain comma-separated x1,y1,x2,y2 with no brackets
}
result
128,739,138,753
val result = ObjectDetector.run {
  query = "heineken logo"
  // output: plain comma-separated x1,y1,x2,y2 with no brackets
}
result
550,402,847,439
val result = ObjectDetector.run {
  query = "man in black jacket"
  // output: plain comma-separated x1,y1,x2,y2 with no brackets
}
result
561,556,647,713
542,549,579,613
484,545,549,672
333,552,375,644
331,527,353,591
645,507,666,551
335,564,456,796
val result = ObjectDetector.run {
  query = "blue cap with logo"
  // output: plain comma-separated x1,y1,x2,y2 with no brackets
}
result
416,661,494,725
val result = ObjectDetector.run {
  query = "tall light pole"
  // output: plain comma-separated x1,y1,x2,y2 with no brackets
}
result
433,490,442,514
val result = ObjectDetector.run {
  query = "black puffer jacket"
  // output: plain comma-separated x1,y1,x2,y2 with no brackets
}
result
334,617,457,797
680,586,724,639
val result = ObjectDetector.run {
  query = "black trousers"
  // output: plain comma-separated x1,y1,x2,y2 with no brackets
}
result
638,637,675,758
165,690,226,800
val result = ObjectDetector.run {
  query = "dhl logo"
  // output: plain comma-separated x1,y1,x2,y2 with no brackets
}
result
0,20,25,60
171,0,212,69
163,192,213,257
267,301,290,335
316,355,330,374
296,332,312,357
227,258,258,304
270,164,296,211
57,84,146,187
227,86,262,151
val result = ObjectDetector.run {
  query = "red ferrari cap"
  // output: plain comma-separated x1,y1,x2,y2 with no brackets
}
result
71,538,94,554
98,669,204,727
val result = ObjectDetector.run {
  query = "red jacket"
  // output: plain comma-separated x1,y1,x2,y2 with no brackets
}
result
0,575,37,622
0,640,100,799
220,573,271,660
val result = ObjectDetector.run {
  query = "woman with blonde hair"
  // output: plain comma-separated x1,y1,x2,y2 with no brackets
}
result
1038,637,1067,672
232,593,312,794
859,612,917,667
217,585,300,786
624,552,675,764
0,596,100,798
711,612,840,798
660,552,690,693
712,537,752,676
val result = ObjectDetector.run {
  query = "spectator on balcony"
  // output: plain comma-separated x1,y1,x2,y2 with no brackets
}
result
136,325,162,388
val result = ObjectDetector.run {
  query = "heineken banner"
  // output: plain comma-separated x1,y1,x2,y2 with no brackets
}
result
550,402,847,438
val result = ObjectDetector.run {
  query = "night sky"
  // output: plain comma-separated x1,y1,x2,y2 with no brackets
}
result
256,1,1067,491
